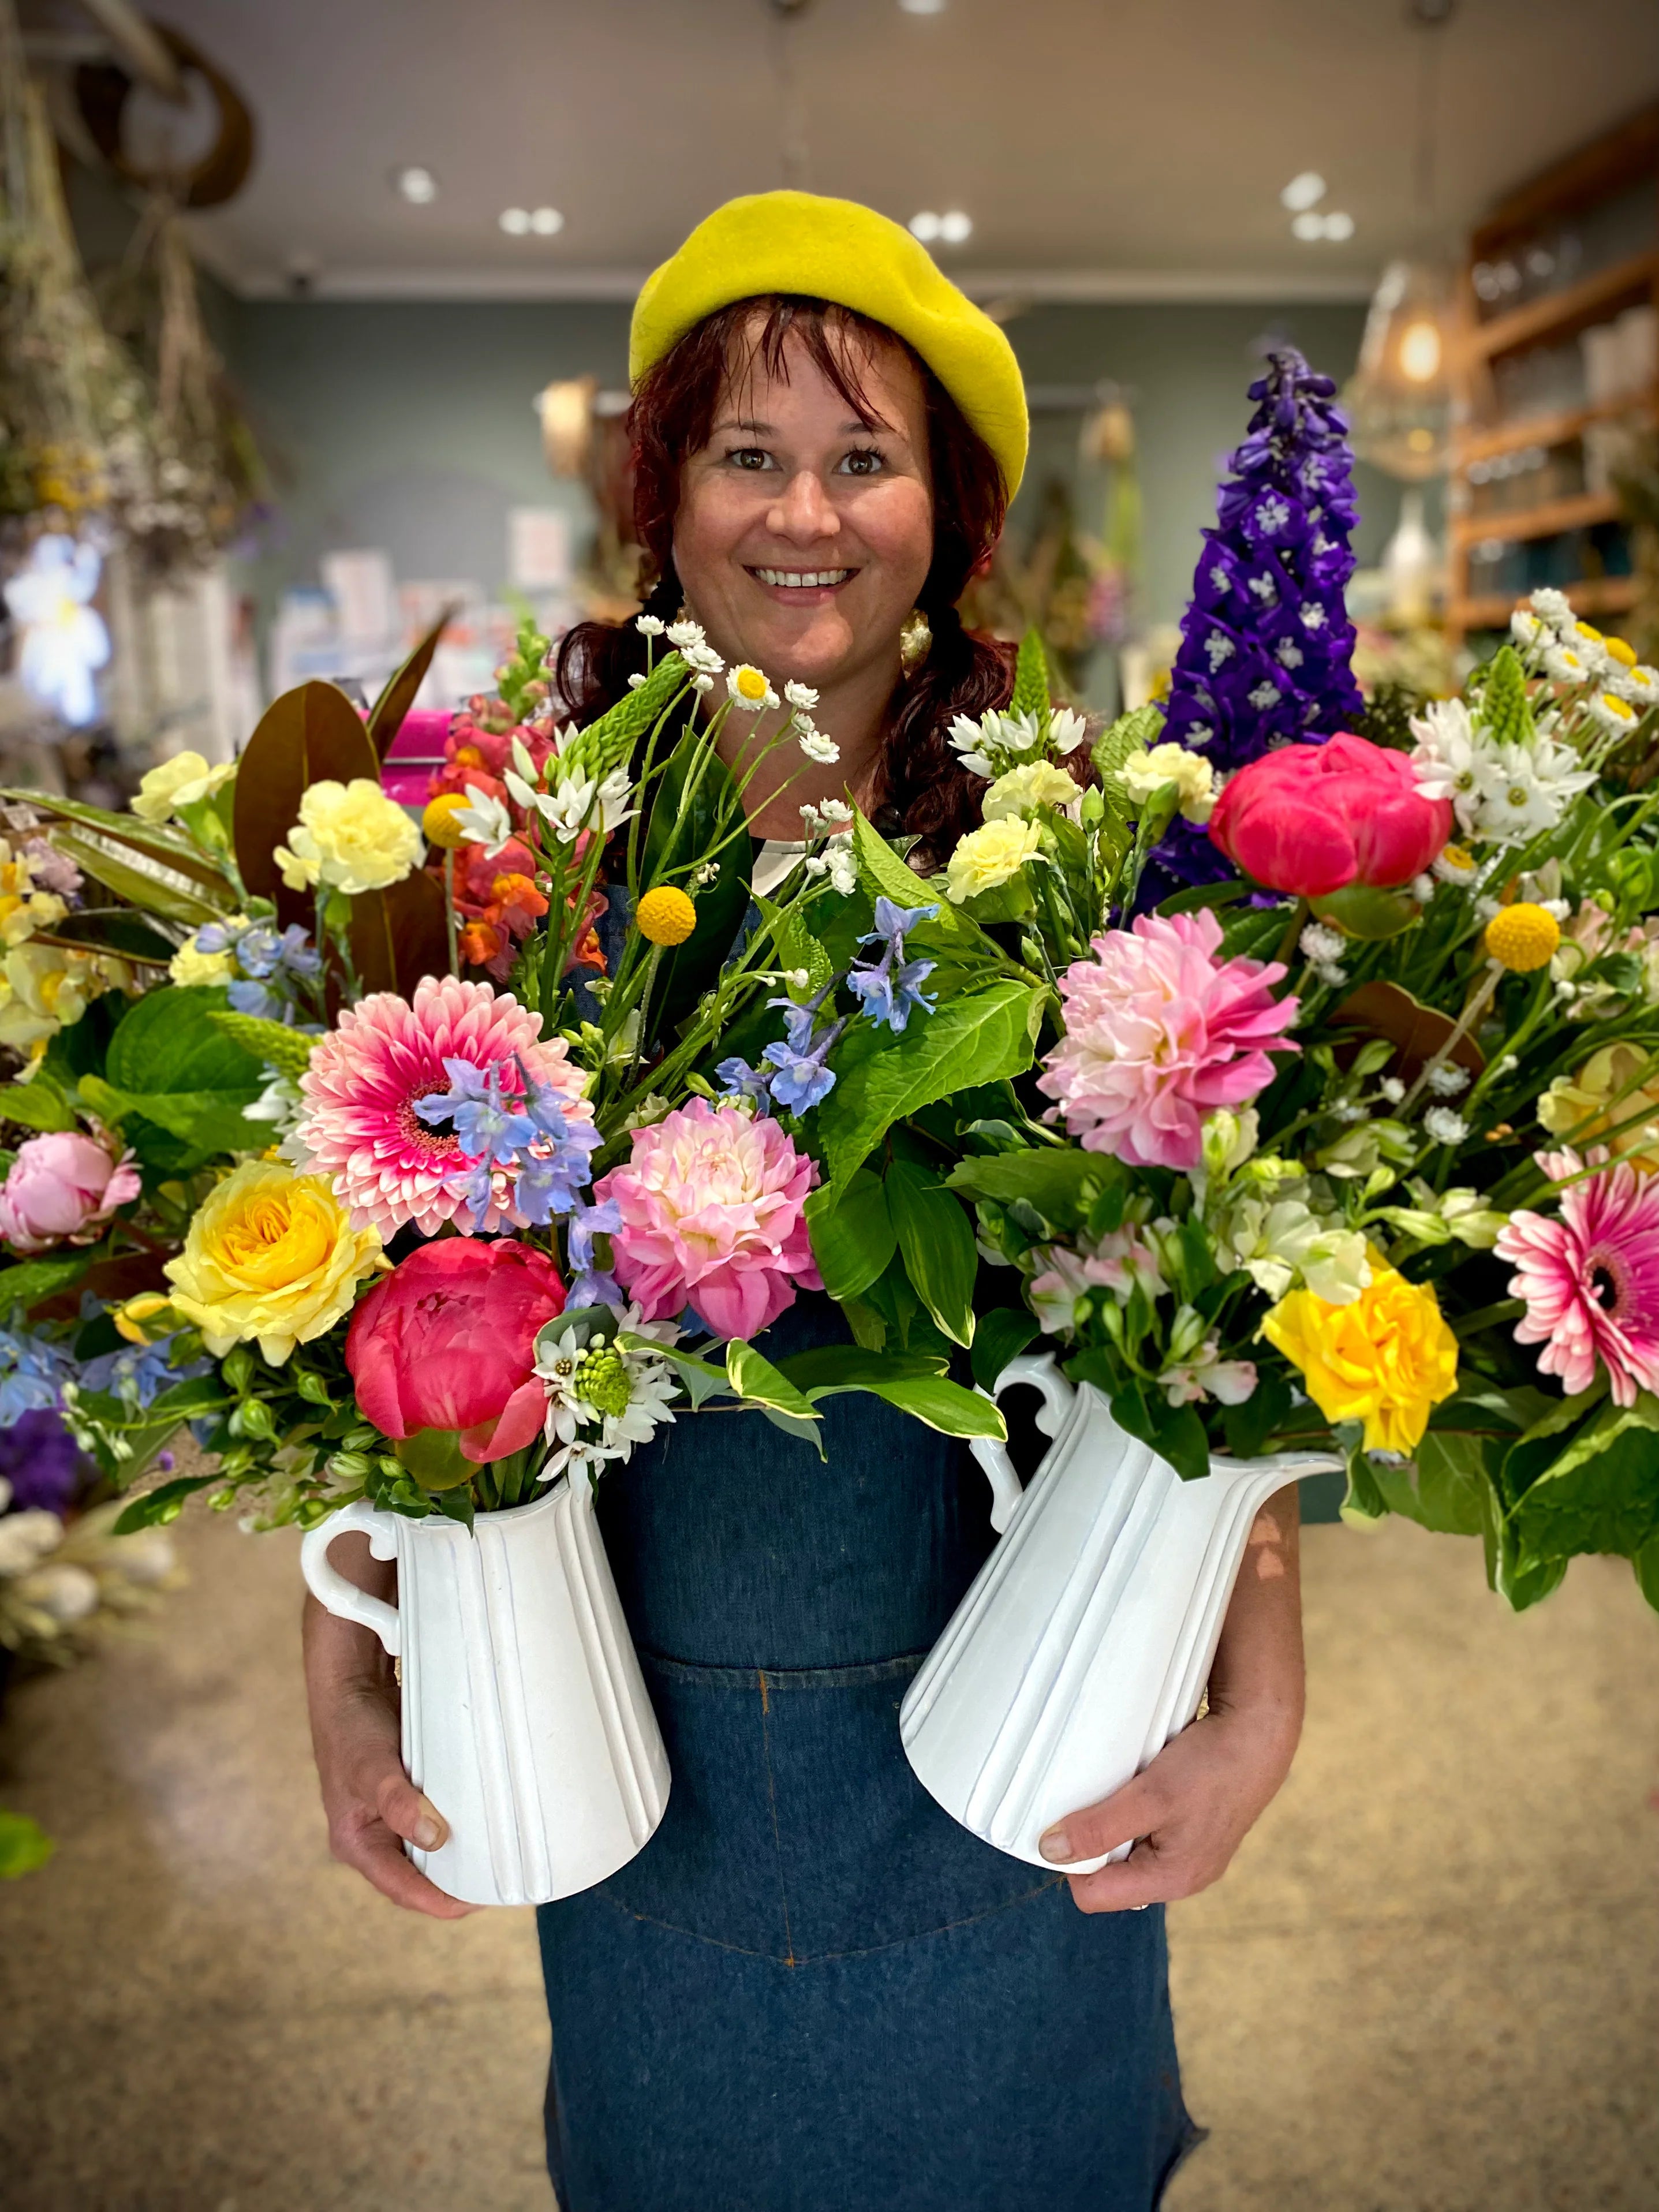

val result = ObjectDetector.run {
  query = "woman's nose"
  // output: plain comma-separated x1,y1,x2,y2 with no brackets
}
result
765,469,840,545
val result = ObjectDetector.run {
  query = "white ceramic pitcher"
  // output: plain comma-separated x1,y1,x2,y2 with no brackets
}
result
901,1352,1342,1874
301,1474,670,1908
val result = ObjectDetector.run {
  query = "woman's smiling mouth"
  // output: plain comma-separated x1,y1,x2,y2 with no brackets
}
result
749,566,858,591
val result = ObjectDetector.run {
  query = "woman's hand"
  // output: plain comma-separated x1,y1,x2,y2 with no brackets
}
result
302,1534,476,1919
1038,1486,1305,1914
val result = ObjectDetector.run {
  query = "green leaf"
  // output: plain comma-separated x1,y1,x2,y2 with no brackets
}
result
367,608,455,757
1155,880,1249,918
814,978,1041,1194
862,1374,1008,1440
1009,627,1053,724
1220,1369,1294,1460
1634,1534,1659,1615
630,1337,735,1411
0,1077,76,1133
726,1338,821,1426
769,898,834,999
0,1246,104,1317
776,1344,948,1395
42,823,236,926
970,1305,1042,1392
804,1169,896,1303
1112,1381,1210,1484
0,1809,54,1878
113,1474,215,1533
1506,1393,1659,1571
1373,1430,1491,1537
885,1159,977,1347
946,1145,1117,1230
638,730,754,1047
107,984,263,1096
1091,704,1161,781
393,1428,475,1490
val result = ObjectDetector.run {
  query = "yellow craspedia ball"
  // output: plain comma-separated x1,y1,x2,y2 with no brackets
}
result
422,792,472,850
636,885,697,946
1262,1262,1459,1456
1484,901,1560,972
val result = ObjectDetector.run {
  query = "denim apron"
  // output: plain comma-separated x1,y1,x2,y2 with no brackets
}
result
535,1294,1197,2210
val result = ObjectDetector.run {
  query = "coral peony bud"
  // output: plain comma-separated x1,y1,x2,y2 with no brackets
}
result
1209,733,1451,899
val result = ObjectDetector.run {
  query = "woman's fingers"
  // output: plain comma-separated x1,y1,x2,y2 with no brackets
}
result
1038,1766,1162,1870
326,1769,477,1919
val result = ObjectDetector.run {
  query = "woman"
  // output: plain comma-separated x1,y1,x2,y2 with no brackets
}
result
305,192,1306,2212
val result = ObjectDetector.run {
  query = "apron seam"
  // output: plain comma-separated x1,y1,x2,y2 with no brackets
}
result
593,1872,1067,1969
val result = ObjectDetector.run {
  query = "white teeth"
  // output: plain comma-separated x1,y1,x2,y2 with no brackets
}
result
754,568,853,588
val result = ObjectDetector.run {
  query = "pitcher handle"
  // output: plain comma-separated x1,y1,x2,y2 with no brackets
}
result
300,1498,402,1657
969,1351,1077,1534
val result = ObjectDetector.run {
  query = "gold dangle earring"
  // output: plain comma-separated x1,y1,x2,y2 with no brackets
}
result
899,607,932,677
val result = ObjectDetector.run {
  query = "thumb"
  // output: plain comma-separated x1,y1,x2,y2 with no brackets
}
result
1039,1766,1163,1867
376,1770,450,1853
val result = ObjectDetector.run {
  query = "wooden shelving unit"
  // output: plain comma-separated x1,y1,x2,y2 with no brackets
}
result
1448,107,1659,646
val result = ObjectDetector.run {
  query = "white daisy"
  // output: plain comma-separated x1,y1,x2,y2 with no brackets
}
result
1422,1107,1469,1146
798,728,840,765
1426,1063,1469,1097
1529,588,1573,626
635,614,666,637
783,679,820,711
1588,689,1641,736
1510,607,1546,651
1542,642,1591,685
666,618,706,651
727,664,781,712
1613,663,1659,709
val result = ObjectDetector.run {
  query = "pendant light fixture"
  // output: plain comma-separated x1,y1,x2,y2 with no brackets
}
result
1344,0,1458,483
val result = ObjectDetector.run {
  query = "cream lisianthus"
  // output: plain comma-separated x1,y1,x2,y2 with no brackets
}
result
0,944,128,1056
944,816,1044,904
982,761,1079,821
1120,742,1216,823
1537,1042,1659,1174
164,1159,386,1363
274,779,422,896
132,750,236,823
169,922,244,987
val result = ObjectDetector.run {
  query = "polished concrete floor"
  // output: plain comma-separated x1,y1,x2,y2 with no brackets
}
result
1,1506,1655,2212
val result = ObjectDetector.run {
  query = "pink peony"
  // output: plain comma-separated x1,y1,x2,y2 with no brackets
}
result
1494,1150,1659,1408
592,1098,821,1339
294,974,592,1238
1036,907,1298,1171
1209,732,1452,898
347,1237,565,1463
0,1131,140,1253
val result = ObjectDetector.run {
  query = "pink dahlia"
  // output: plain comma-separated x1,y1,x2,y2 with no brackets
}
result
1035,907,1298,1171
591,1097,821,1339
1494,1149,1659,1408
294,974,592,1238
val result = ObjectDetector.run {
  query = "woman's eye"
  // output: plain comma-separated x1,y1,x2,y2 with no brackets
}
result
725,447,772,472
839,449,885,476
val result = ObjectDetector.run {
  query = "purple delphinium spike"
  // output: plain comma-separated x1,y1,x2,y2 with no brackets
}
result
1142,347,1365,903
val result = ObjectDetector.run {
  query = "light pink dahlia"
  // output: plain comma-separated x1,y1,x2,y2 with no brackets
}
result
1494,1149,1659,1407
1035,907,1298,1171
591,1098,821,1340
293,975,592,1238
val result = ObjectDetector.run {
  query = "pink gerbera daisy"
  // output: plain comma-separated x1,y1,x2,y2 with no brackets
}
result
1494,1149,1659,1407
1034,907,1298,1171
293,975,592,1238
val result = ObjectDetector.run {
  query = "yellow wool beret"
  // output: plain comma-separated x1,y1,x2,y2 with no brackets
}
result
630,190,1028,498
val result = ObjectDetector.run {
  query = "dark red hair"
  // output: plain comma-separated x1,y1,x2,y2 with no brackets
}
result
554,296,1013,859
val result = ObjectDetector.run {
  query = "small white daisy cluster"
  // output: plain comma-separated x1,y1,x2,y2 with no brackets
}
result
1298,920,1349,991
947,704,1089,782
533,1307,682,1486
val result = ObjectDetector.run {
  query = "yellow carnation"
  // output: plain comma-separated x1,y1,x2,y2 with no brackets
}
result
982,761,1080,821
945,816,1044,905
1537,1041,1659,1174
132,750,236,823
1261,1261,1458,1456
164,1160,386,1365
273,779,422,897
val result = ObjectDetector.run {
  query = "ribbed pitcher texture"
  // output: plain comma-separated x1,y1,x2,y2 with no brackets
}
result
302,1476,669,1907
901,1354,1342,1874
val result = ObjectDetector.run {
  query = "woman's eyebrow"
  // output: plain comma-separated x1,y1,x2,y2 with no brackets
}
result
711,417,772,436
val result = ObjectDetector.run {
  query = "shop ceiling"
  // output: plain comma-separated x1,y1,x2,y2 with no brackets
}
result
29,0,1659,301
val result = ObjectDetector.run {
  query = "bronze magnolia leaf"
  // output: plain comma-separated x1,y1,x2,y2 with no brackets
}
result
233,681,380,923
367,608,457,760
346,867,450,998
1328,980,1486,1084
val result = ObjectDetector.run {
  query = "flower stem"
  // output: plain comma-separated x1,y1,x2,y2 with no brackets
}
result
443,850,458,978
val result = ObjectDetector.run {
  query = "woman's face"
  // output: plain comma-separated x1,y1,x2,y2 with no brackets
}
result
672,325,934,696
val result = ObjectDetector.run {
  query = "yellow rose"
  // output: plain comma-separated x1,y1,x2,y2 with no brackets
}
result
1261,1261,1458,1455
132,750,236,824
1120,742,1215,824
945,816,1045,905
1537,1041,1659,1174
982,761,1080,821
273,779,422,897
165,1160,386,1364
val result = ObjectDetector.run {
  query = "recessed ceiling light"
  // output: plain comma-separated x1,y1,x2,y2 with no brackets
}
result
937,210,973,244
1292,209,1355,242
1291,210,1325,241
899,0,948,13
1321,210,1355,241
394,166,438,205
1280,171,1326,213
909,210,941,242
500,207,531,235
529,206,565,236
